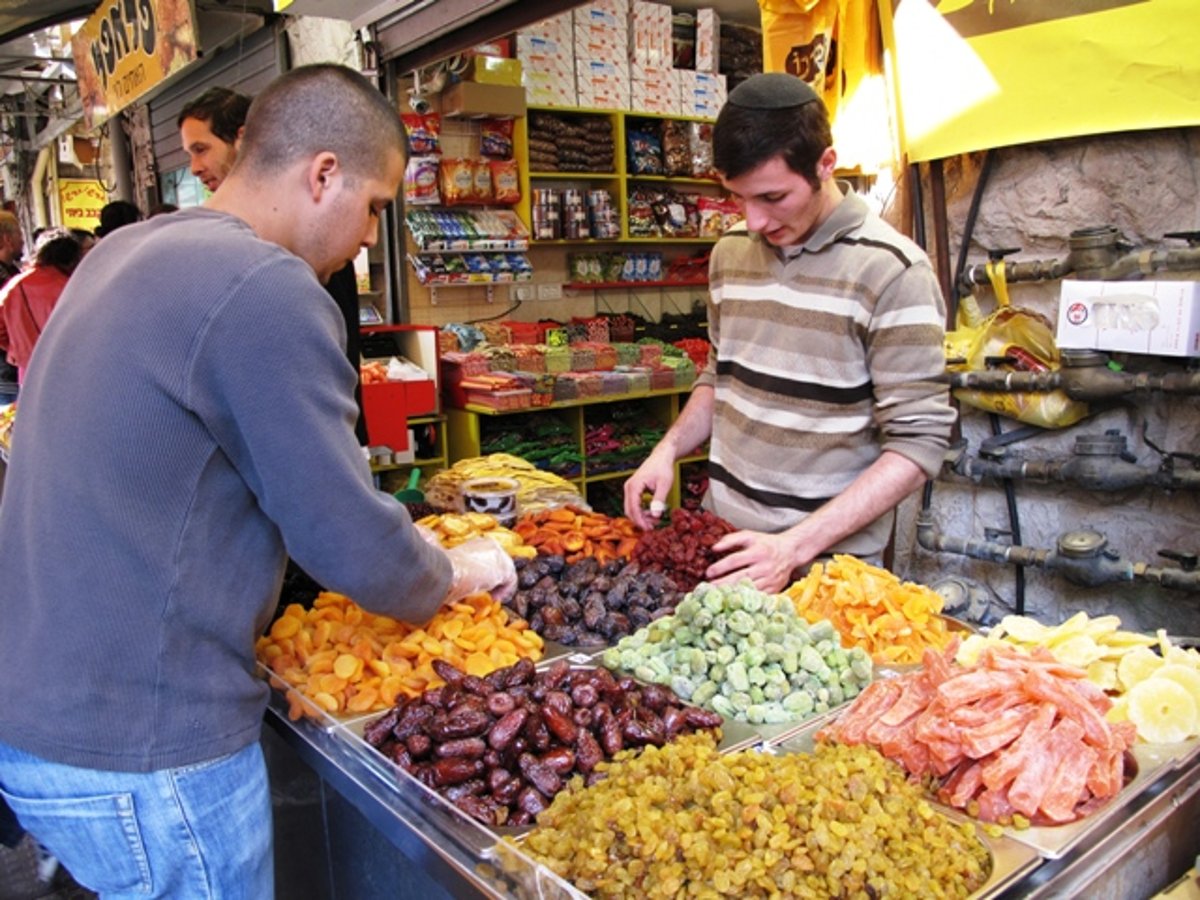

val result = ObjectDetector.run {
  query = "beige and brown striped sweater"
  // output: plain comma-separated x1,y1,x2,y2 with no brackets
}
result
694,190,955,556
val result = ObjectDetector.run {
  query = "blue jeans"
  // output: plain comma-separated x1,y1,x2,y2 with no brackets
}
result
0,739,273,899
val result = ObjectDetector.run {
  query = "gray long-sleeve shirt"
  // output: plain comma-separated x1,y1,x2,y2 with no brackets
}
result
0,208,450,772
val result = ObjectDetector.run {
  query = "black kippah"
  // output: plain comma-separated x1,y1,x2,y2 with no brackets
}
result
727,72,819,109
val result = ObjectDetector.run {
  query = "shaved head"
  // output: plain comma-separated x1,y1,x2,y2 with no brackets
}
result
235,64,403,183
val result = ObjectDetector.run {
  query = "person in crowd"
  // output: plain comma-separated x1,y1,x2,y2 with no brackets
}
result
0,211,22,284
179,85,368,444
624,72,955,593
178,86,251,193
0,64,515,899
69,228,96,256
93,200,142,238
0,211,22,405
0,229,84,383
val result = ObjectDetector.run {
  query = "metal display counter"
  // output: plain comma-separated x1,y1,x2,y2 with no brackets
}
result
263,686,1200,900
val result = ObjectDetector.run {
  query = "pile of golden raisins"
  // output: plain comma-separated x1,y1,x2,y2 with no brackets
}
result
519,733,990,899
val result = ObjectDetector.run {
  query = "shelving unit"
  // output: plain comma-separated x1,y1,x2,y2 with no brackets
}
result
370,413,448,494
514,106,724,247
445,386,705,510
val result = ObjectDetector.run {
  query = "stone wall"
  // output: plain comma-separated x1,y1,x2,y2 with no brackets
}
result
895,127,1200,635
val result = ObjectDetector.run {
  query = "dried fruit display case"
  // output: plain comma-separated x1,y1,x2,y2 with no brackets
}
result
265,678,1200,898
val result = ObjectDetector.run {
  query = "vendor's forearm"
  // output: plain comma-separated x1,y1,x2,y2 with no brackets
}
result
655,385,715,460
783,451,928,560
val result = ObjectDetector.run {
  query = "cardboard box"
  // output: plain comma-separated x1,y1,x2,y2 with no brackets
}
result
630,1,673,68
465,56,522,87
632,81,680,114
573,5,623,31
576,79,629,110
1057,280,1200,357
524,75,577,107
696,8,720,72
440,81,526,118
520,11,573,42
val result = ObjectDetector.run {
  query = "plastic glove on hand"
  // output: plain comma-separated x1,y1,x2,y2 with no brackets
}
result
444,535,518,605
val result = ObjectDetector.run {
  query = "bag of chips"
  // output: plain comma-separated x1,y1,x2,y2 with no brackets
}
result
404,157,440,205
490,159,520,205
471,159,494,204
401,113,441,155
440,158,475,206
480,118,514,159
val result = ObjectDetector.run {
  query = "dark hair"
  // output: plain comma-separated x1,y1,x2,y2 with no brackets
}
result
150,203,179,217
236,65,404,182
177,87,251,144
95,200,142,238
713,100,833,187
34,228,84,273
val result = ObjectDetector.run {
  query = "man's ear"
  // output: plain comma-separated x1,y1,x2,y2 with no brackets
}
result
307,152,340,200
817,146,838,182
233,125,245,150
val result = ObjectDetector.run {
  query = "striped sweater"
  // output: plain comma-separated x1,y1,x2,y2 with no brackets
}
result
694,190,955,556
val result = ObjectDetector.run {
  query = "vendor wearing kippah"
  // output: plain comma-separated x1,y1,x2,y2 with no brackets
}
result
624,72,956,592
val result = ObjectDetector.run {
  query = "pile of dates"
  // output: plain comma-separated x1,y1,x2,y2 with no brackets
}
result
506,555,684,647
362,657,721,827
633,507,736,592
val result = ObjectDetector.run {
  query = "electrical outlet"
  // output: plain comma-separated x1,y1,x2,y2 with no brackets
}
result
537,283,564,301
513,285,534,302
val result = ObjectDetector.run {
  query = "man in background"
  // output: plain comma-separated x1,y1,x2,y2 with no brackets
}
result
179,85,368,444
178,86,251,193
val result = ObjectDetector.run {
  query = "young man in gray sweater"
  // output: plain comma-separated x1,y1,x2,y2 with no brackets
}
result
0,64,512,898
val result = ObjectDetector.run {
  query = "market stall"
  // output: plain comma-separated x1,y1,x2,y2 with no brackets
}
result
259,504,1200,898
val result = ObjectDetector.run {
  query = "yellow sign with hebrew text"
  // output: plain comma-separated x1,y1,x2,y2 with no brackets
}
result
71,0,198,129
881,0,1200,161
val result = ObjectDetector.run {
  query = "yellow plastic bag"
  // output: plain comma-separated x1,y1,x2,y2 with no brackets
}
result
946,262,1089,428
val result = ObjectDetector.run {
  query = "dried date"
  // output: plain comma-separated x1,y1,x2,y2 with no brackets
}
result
435,737,486,760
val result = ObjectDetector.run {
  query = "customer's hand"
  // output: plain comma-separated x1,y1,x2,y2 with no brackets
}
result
443,535,517,604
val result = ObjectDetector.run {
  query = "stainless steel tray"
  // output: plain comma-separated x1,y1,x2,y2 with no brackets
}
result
259,640,579,735
767,713,1180,861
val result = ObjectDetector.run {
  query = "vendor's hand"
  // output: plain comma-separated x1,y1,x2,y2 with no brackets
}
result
443,536,518,604
705,530,804,595
623,453,676,531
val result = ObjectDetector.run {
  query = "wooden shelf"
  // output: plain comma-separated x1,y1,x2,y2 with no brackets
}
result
627,175,720,186
565,278,708,290
529,171,619,180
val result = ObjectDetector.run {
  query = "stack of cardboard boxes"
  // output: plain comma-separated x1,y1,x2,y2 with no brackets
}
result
518,12,575,108
517,1,727,117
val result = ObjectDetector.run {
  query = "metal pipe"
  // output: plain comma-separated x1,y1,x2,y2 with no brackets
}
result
31,145,51,230
947,355,1200,400
958,224,1200,292
929,159,954,306
952,431,1200,491
916,513,1200,590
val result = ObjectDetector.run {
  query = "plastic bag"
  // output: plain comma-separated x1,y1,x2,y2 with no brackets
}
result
946,262,1089,428
443,535,517,604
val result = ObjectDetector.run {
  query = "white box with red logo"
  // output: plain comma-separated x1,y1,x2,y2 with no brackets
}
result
1057,280,1200,357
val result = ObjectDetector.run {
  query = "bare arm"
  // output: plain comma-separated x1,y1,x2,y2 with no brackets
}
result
706,450,928,592
623,384,715,530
